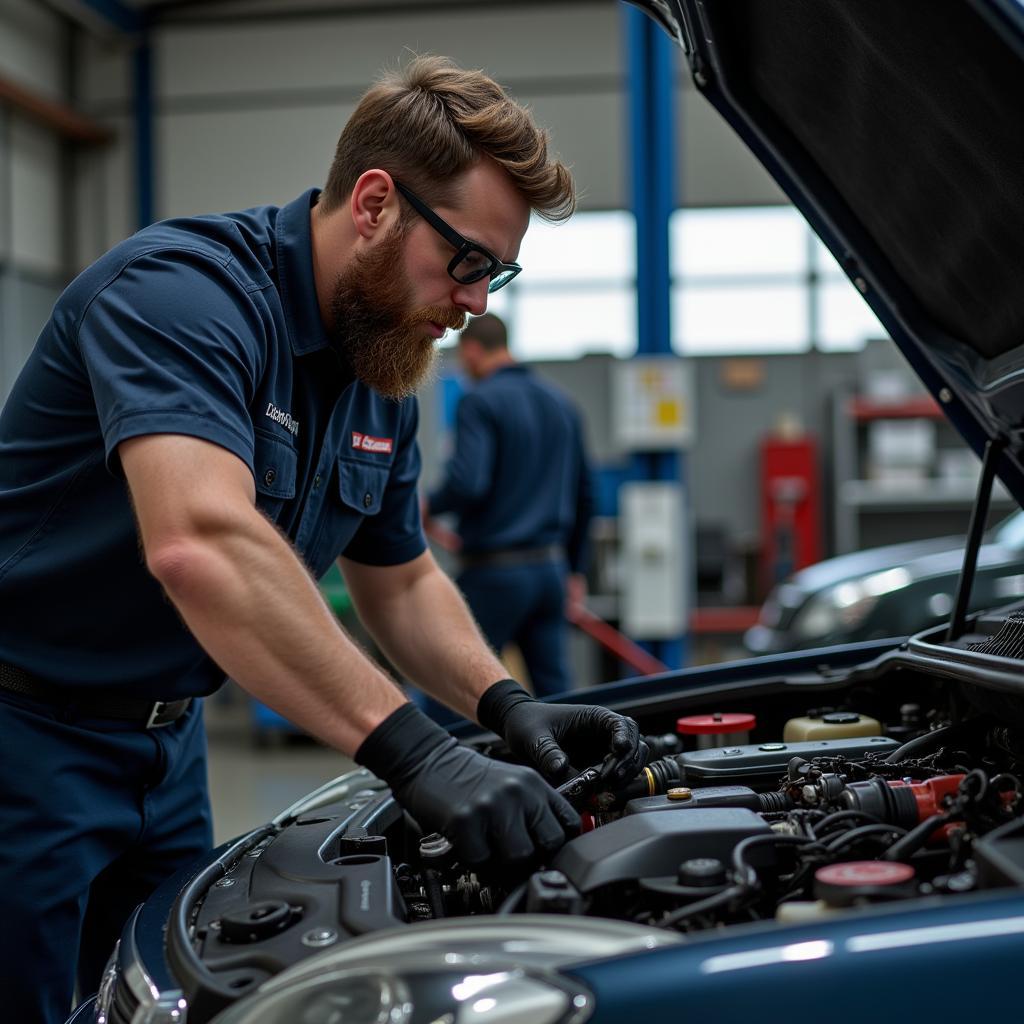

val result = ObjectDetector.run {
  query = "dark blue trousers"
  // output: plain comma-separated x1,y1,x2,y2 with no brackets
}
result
0,690,212,1024
415,560,571,724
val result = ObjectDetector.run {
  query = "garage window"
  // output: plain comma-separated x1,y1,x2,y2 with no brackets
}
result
444,206,885,360
671,206,885,355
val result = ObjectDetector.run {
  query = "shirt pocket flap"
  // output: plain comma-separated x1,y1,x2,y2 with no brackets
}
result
253,430,298,499
338,457,389,515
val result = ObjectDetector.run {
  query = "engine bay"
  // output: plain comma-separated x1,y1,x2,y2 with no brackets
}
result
164,661,1024,1022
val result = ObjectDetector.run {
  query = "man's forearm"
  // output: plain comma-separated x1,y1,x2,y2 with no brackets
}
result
150,509,406,754
345,559,507,721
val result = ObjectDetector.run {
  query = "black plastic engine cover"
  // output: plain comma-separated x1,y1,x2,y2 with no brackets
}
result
624,786,761,816
192,803,406,991
552,807,771,893
678,735,899,790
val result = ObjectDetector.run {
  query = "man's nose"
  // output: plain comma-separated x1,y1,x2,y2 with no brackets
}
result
451,277,489,316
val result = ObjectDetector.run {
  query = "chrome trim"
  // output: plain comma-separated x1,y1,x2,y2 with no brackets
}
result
117,906,187,1023
130,994,188,1023
94,943,119,1022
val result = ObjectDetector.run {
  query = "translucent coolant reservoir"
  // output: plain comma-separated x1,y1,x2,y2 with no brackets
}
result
783,711,881,742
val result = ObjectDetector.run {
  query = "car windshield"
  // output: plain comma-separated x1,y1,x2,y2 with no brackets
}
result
993,509,1024,549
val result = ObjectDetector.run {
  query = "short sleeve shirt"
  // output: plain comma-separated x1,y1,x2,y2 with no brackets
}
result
0,189,426,697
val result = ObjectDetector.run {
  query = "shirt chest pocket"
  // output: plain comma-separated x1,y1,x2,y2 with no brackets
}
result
253,430,298,518
337,456,389,517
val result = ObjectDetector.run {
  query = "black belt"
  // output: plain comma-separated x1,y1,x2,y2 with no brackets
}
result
460,543,564,569
0,661,192,729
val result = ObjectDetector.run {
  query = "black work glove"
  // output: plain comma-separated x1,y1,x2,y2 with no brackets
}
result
356,703,579,867
477,679,648,785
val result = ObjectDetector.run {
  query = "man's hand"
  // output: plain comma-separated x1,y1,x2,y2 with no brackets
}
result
356,703,579,867
477,679,648,785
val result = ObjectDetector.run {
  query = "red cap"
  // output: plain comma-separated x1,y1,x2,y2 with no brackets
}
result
815,862,915,887
676,712,756,735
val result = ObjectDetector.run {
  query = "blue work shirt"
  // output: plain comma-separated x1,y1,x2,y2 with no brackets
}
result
427,365,593,571
0,189,426,698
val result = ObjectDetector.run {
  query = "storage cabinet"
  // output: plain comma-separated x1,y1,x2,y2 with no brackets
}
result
830,391,1014,553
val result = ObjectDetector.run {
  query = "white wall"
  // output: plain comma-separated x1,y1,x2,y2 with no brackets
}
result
0,0,66,274
10,117,62,273
153,4,624,216
0,0,69,398
72,1,783,255
74,33,133,261
0,0,65,101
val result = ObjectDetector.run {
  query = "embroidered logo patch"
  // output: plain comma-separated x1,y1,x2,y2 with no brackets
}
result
352,432,393,454
265,402,299,437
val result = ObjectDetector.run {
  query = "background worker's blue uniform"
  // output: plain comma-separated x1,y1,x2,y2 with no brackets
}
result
427,364,593,701
0,188,426,1023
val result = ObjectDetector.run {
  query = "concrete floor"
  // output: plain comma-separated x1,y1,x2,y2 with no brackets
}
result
204,688,354,845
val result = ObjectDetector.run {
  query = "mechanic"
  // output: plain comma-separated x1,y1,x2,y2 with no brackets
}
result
0,55,645,1024
423,312,594,707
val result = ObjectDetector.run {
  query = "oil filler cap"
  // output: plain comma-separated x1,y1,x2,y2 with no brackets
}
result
814,861,915,907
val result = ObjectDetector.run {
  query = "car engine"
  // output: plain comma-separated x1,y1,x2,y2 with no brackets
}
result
145,662,1024,1024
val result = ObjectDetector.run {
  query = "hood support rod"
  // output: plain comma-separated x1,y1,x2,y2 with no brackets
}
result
947,436,1006,641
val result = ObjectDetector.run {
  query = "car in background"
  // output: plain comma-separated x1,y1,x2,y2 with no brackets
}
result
745,511,1024,654
70,2,1024,1023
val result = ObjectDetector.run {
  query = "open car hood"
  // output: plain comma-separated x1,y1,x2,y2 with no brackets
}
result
633,0,1024,507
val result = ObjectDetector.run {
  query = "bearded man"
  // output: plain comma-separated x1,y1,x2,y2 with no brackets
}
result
0,55,645,1024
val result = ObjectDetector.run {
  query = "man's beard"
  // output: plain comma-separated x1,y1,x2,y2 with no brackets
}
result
328,226,466,400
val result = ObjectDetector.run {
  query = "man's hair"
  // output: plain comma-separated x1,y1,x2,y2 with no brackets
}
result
460,313,508,352
320,55,575,222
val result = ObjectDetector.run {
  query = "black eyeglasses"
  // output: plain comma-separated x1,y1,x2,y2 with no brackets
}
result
393,180,522,293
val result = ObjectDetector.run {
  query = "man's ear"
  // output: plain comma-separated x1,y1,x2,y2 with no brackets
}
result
349,169,399,241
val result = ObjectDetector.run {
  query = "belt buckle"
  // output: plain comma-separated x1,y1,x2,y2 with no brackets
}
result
146,700,179,729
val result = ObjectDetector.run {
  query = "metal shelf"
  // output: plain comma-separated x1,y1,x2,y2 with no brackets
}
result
830,387,1003,552
846,395,944,421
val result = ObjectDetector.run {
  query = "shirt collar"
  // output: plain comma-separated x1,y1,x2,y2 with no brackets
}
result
275,188,331,356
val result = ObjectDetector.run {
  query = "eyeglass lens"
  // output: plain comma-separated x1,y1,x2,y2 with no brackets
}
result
453,247,493,283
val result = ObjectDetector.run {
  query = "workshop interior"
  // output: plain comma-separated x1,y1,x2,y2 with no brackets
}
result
5,2,1024,1023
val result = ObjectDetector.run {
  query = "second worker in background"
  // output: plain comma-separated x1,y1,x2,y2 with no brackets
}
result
426,313,593,698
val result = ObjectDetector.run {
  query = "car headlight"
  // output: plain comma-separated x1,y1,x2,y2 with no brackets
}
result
208,917,679,1024
210,965,579,1024
792,568,912,641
